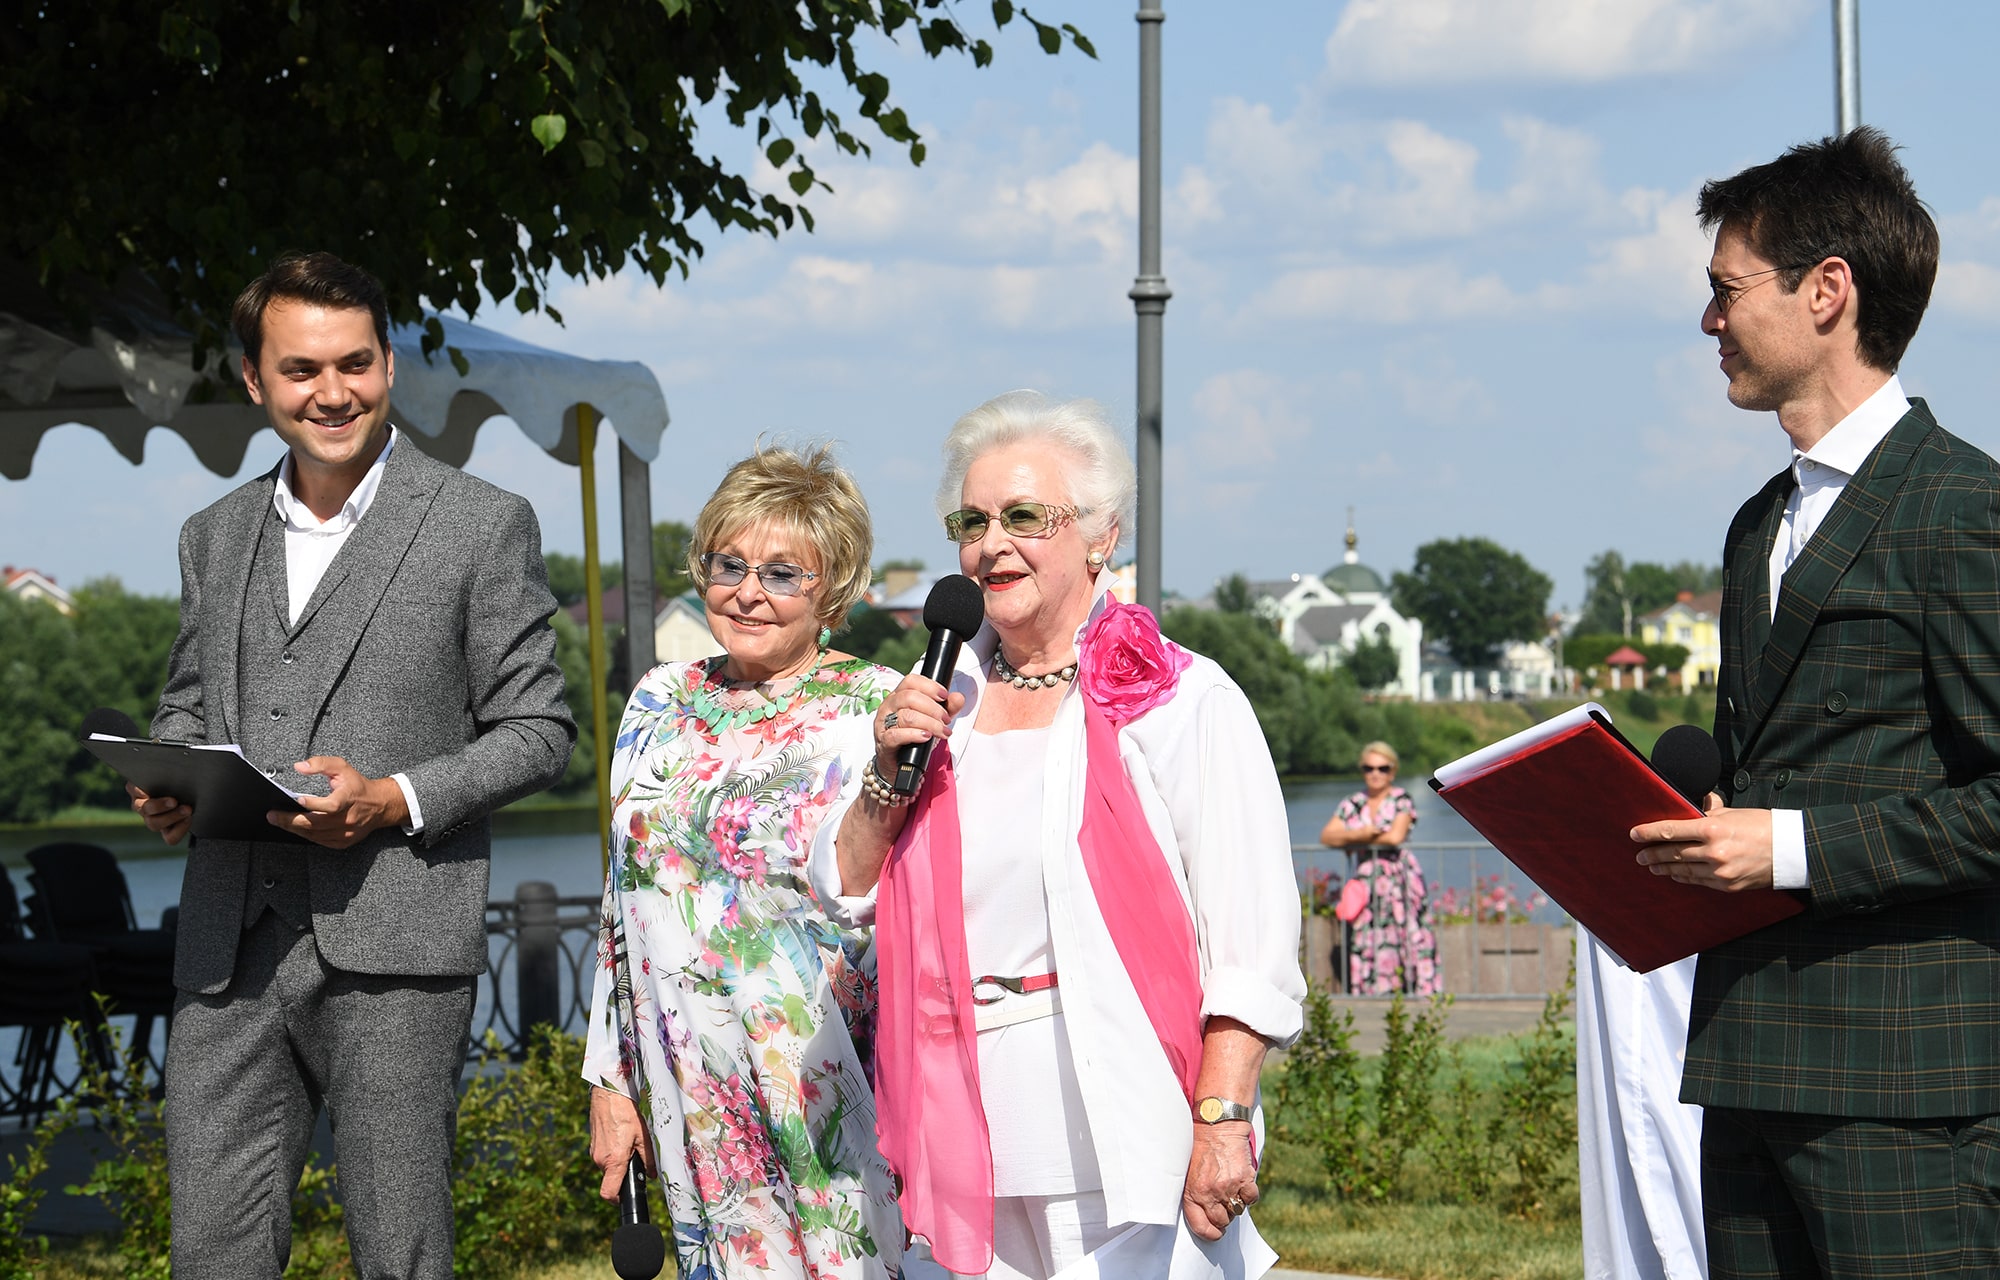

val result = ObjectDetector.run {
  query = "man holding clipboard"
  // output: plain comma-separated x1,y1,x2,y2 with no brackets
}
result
128,252,574,1278
1631,131,2000,1276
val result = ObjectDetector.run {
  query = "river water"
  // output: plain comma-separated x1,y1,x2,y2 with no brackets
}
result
3,778,1561,928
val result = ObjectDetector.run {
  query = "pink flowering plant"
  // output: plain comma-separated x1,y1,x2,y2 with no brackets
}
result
1432,874,1548,925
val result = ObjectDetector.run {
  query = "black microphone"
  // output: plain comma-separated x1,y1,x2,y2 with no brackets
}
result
79,706,141,740
611,1159,664,1280
1651,724,1722,811
893,574,985,795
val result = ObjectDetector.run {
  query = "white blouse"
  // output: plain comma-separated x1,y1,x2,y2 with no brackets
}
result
959,725,1100,1196
809,587,1306,1251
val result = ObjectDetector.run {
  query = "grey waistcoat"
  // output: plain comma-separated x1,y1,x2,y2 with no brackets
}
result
238,510,323,930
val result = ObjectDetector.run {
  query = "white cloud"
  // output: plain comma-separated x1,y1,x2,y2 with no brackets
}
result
1932,260,2000,324
1324,0,1811,86
1241,260,1524,326
1638,343,1777,492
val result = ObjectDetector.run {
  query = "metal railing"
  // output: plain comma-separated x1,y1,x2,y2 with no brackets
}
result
475,882,601,1059
1294,841,1568,999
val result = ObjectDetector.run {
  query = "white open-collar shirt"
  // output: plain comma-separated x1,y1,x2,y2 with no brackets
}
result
809,582,1305,1271
1765,375,1909,890
271,426,424,831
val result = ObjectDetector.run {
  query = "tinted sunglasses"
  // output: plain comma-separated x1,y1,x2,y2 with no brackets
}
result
699,552,818,596
943,501,1080,544
1360,763,1395,774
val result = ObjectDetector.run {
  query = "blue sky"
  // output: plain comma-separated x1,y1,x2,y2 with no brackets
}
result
11,0,2000,615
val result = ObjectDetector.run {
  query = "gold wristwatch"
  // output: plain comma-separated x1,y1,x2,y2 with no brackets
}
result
1196,1096,1253,1124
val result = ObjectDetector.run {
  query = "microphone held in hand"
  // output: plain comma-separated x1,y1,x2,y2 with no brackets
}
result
1651,723,1722,811
893,574,986,795
611,1159,665,1279
78,706,142,740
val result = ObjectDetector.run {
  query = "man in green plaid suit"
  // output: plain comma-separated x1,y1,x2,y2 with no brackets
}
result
1632,129,2000,1278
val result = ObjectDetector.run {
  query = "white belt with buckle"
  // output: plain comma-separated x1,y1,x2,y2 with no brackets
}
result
972,972,1061,1033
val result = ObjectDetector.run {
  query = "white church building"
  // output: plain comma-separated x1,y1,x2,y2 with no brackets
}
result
1246,520,1426,698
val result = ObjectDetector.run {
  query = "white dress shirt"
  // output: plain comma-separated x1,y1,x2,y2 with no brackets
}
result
811,583,1303,1276
271,428,424,832
1764,375,1909,890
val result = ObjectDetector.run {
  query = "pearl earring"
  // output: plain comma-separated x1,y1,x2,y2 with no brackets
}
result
1087,551,1105,568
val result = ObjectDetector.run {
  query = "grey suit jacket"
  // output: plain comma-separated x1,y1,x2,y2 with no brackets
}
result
154,439,576,994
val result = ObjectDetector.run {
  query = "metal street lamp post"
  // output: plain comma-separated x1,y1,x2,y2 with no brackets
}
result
1131,4,1171,616
1834,0,1860,133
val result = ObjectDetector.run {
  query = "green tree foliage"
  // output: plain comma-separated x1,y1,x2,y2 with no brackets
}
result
549,609,600,793
1340,630,1401,692
1390,538,1553,669
0,581,182,822
1578,550,1723,636
543,550,619,610
837,605,910,663
1161,607,1430,775
652,519,694,602
1213,572,1262,619
4,2,1092,365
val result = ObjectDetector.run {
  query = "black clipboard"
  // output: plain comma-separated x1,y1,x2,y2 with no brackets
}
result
81,735,310,844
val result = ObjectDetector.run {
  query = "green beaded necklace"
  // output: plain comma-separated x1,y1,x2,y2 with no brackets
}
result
688,649,827,734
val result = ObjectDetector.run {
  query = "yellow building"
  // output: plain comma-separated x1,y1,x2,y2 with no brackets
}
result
1638,589,1722,690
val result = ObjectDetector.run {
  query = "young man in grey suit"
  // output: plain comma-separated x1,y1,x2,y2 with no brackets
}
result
1633,130,2000,1276
129,252,575,1278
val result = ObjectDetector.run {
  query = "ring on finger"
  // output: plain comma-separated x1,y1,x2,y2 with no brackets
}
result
1226,1196,1245,1216
884,711,900,730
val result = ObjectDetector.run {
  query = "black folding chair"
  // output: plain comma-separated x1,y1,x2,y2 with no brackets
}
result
22,843,177,1074
0,868,98,1121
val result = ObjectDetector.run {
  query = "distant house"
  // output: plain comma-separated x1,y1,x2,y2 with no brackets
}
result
1418,637,1565,701
4,565,74,615
653,595,718,664
1242,522,1424,697
1638,590,1722,690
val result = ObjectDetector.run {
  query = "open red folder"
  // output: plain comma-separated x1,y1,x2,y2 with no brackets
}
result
1428,703,1802,972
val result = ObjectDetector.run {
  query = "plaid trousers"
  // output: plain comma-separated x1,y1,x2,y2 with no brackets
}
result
1703,1106,2000,1279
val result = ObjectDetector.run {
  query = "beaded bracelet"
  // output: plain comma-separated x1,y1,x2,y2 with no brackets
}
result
862,757,915,807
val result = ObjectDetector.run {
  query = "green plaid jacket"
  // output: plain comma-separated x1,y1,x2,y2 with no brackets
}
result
1684,400,2000,1118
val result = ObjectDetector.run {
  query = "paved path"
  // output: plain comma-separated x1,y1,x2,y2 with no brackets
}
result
1314,994,1559,1055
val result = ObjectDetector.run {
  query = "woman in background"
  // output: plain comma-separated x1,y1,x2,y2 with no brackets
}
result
1320,740,1439,997
583,444,904,1279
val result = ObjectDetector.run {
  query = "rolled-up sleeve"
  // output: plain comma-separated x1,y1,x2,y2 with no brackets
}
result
807,782,881,927
1151,678,1307,1047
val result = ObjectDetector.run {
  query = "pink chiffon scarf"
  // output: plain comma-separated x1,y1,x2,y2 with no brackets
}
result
873,653,1202,1275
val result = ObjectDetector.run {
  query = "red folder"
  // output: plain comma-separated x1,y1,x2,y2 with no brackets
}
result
1429,708,1802,972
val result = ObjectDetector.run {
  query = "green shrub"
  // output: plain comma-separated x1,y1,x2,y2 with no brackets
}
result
1624,689,1659,720
1498,957,1577,1219
65,1022,172,1280
451,1027,603,1278
1275,992,1449,1202
0,1104,68,1279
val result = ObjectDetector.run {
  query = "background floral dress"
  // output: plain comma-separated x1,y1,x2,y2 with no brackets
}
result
583,656,903,1280
1334,786,1440,996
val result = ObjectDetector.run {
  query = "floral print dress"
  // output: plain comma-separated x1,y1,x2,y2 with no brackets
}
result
1334,786,1440,996
583,656,904,1280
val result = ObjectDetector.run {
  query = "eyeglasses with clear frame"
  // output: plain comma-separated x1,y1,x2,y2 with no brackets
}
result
1707,262,1817,314
699,552,818,596
943,501,1081,545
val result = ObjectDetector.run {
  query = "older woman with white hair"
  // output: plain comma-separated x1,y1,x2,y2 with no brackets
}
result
809,392,1305,1280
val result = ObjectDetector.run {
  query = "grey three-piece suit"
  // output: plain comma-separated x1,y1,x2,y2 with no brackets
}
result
153,437,574,1278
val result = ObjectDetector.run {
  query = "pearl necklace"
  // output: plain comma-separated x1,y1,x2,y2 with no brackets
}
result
992,647,1078,690
688,651,825,733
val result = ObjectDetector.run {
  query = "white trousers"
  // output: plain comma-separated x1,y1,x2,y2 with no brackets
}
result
904,1191,1119,1280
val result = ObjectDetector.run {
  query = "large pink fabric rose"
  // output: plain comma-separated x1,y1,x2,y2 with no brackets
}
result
1078,602,1191,725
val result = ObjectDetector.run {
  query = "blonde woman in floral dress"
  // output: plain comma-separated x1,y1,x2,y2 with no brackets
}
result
1319,740,1439,997
583,445,904,1279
